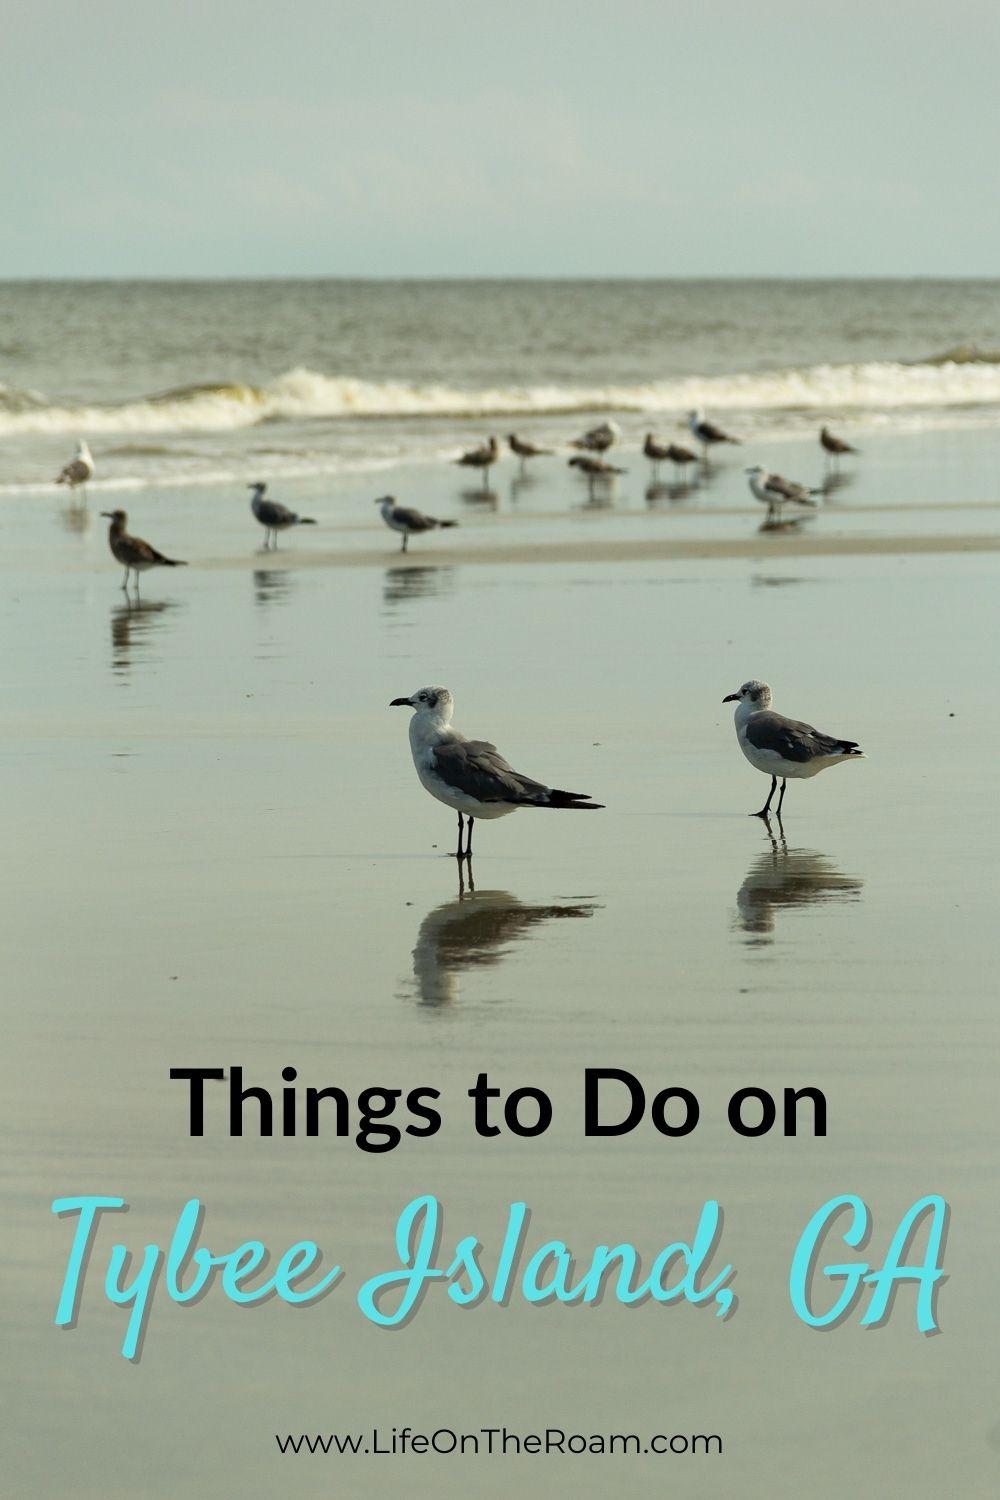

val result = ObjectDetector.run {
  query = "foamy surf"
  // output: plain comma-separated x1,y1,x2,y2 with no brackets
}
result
5,357,1000,437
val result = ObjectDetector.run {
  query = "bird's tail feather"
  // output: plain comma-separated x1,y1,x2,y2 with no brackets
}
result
298,517,316,524
439,520,458,528
165,559,187,567
545,788,604,810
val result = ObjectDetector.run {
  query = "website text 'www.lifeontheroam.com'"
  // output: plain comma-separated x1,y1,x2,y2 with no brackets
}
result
275,1427,723,1458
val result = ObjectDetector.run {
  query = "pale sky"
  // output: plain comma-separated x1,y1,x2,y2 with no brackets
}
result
4,0,998,278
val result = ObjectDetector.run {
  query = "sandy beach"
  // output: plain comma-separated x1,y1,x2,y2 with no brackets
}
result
3,433,1000,1495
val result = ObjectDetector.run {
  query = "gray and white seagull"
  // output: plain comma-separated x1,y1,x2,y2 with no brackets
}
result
390,686,604,857
248,482,316,549
376,496,457,553
746,465,818,522
723,679,864,818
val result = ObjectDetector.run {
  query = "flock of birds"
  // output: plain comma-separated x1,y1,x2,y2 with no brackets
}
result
50,421,864,843
53,408,860,579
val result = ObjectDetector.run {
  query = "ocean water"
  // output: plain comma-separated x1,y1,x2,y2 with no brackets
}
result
2,278,1000,494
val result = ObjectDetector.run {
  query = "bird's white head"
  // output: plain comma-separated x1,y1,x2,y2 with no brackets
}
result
375,495,395,515
688,409,704,422
390,686,454,725
76,440,92,460
723,679,772,712
745,464,766,478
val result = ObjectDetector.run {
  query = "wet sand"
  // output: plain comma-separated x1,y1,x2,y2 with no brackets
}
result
3,448,1000,1497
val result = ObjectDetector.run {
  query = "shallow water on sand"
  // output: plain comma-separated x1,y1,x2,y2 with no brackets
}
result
2,496,999,1495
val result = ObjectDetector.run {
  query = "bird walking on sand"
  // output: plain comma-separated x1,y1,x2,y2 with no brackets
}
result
249,482,316,549
376,496,457,553
100,509,187,593
56,440,94,498
390,686,603,858
507,433,553,473
820,426,859,467
570,420,621,455
688,409,740,457
722,679,864,818
746,465,818,522
455,436,499,487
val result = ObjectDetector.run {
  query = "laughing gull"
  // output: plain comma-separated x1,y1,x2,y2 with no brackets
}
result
390,686,603,857
570,420,621,455
376,495,457,553
507,433,553,472
455,436,499,485
722,679,864,818
100,509,187,593
820,426,859,466
688,409,740,456
248,482,316,549
746,465,818,521
56,440,94,496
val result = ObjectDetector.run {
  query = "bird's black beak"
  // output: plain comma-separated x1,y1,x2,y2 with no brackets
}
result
100,511,114,518
722,692,740,703
390,697,412,708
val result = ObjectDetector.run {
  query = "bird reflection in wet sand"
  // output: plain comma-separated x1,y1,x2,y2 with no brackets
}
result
410,868,598,1005
645,480,697,505
818,470,855,500
460,486,499,509
734,817,863,945
110,598,178,678
382,565,454,609
253,568,297,607
58,500,92,535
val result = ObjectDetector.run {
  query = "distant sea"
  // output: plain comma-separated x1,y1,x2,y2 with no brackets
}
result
2,278,999,493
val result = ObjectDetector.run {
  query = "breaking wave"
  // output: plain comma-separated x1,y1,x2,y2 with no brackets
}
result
4,357,1000,436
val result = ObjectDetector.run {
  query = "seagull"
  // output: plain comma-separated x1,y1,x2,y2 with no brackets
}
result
568,453,626,500
643,433,673,475
375,496,457,553
665,442,698,474
56,440,94,497
389,686,604,857
570,420,621,454
746,465,818,521
248,482,316,549
820,426,859,467
455,436,499,485
688,409,740,456
100,510,187,593
507,433,553,473
722,679,864,818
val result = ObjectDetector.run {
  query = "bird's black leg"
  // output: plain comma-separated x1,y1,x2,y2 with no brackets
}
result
401,533,408,554
454,812,465,858
752,775,778,818
776,779,787,817
121,568,129,591
466,817,474,859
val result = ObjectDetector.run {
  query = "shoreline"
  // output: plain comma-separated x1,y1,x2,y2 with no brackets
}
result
191,532,1000,571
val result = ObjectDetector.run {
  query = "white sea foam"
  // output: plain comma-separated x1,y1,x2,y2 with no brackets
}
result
5,359,1000,437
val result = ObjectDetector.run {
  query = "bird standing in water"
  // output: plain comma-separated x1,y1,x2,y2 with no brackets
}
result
390,686,603,858
376,496,457,552
100,510,187,594
722,679,864,818
248,482,316,549
56,440,94,498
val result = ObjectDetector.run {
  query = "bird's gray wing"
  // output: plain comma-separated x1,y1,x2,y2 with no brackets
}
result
391,506,435,531
745,711,856,763
766,474,810,501
431,739,548,804
258,499,297,526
